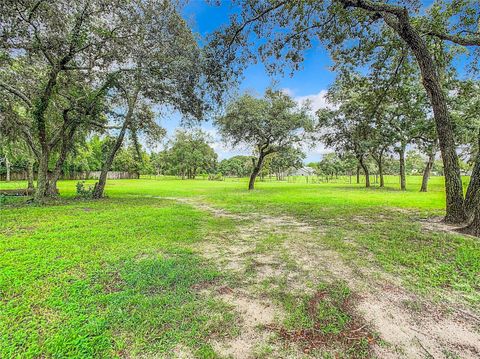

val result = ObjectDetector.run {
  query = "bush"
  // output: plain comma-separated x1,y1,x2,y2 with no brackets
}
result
208,173,224,181
76,181,95,199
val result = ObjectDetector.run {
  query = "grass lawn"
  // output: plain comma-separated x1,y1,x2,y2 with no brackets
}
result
1,176,479,358
0,195,237,357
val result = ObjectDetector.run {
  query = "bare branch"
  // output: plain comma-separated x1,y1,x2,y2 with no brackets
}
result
227,0,290,48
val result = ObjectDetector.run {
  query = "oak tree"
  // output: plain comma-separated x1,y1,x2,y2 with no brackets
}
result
216,89,313,190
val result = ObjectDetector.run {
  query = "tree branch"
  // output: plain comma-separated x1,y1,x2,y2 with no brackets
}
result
15,2,56,66
338,0,407,18
425,30,480,47
0,82,32,107
27,0,45,21
227,0,290,48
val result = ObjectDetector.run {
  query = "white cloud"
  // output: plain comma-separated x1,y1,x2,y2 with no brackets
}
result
301,142,333,163
205,128,250,160
281,88,335,114
294,90,332,113
280,87,295,96
280,88,336,162
154,89,337,162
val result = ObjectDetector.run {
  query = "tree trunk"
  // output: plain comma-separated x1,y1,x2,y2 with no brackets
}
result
27,160,35,189
35,151,49,202
46,129,75,197
399,146,406,191
356,165,360,184
373,153,385,188
364,167,370,188
359,156,370,188
248,153,265,190
420,150,435,192
381,10,466,222
5,156,10,182
32,68,61,203
465,158,479,216
465,131,480,217
93,125,128,198
45,170,61,196
93,96,137,199
460,191,480,237
45,172,59,197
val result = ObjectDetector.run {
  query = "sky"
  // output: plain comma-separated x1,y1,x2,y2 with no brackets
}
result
152,1,337,163
153,0,472,164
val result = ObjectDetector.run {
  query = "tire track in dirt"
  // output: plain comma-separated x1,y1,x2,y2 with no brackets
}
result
159,196,480,359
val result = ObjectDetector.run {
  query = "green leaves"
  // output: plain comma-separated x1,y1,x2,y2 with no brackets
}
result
216,89,314,156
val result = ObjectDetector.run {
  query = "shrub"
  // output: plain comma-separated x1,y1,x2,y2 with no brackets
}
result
208,173,224,181
76,181,95,199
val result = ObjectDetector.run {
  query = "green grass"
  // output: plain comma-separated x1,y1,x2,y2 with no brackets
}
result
0,197,235,358
1,175,479,357
280,282,352,335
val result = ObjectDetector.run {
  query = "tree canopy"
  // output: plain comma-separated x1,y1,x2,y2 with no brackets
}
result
216,89,314,189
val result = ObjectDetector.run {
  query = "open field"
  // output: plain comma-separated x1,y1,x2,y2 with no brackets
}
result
1,177,479,358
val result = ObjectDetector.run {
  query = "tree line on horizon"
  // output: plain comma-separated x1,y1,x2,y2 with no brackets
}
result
0,0,479,234
1,124,470,187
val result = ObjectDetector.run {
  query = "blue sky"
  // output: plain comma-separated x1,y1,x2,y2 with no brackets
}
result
185,1,336,96
150,1,337,163
155,0,471,163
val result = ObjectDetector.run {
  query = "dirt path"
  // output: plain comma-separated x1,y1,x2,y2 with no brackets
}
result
161,197,480,359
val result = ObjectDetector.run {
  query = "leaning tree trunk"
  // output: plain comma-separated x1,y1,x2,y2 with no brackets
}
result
399,146,406,191
359,156,370,188
382,11,466,223
420,150,435,192
248,153,266,190
93,124,129,198
93,97,136,199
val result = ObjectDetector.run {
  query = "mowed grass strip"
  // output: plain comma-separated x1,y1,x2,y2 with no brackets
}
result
92,176,477,306
0,197,235,358
2,176,479,303
1,176,479,357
